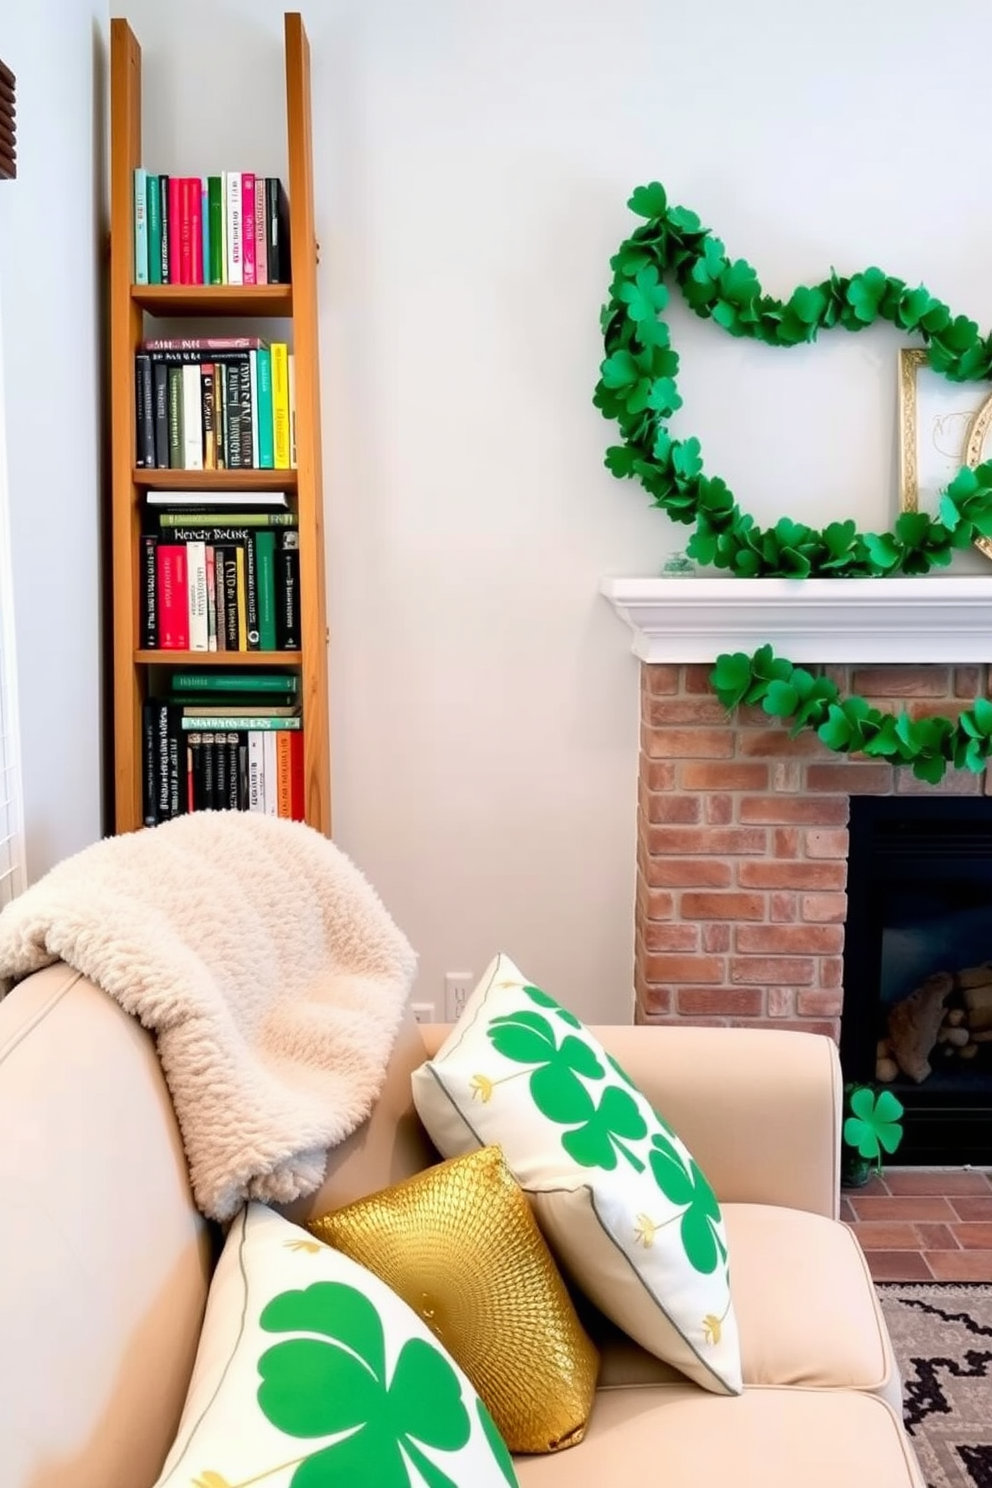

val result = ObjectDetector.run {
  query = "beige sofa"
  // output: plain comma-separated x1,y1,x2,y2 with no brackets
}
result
0,961,923,1488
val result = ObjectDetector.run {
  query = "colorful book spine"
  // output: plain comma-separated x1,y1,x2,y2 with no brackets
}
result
181,364,203,470
205,546,218,652
207,176,224,285
168,176,182,283
141,535,158,648
168,672,298,694
242,172,256,284
200,178,210,286
147,175,163,285
186,540,209,652
263,731,278,813
225,170,243,285
190,176,204,285
254,529,277,651
276,531,300,650
158,175,170,283
179,714,302,730
289,730,304,820
276,732,293,817
256,347,274,468
157,545,189,650
133,168,149,284
254,176,268,286
271,343,290,469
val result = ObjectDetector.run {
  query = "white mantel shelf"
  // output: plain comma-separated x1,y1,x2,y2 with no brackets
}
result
601,576,992,664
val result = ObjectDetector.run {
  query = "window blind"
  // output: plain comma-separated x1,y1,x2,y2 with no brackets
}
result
0,59,14,182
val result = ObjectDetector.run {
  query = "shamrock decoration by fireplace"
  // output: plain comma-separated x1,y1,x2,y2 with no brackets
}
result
842,1083,905,1186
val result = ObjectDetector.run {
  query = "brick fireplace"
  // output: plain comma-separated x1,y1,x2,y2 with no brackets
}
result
633,659,990,1030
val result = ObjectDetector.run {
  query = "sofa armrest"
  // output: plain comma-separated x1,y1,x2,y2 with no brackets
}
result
419,1023,840,1218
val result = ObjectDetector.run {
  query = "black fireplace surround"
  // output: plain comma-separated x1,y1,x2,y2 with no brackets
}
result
842,795,992,1166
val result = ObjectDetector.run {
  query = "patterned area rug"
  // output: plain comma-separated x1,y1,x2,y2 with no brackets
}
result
877,1284,992,1488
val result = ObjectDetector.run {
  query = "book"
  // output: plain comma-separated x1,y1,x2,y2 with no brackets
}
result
254,529,277,651
242,171,256,285
157,175,170,283
142,700,158,825
181,364,203,469
157,545,189,650
141,535,158,648
141,336,268,351
207,176,224,285
133,168,149,283
254,176,268,286
271,342,290,468
146,489,289,507
178,704,299,717
179,714,302,730
168,671,299,694
153,362,169,468
225,170,243,285
186,540,209,651
276,529,300,650
147,173,162,285
289,729,304,821
157,511,298,528
266,177,290,282
256,347,274,468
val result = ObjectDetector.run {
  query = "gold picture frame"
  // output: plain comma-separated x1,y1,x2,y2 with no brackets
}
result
899,347,992,562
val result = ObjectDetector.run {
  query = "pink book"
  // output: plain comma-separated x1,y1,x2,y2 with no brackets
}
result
254,176,268,285
190,177,203,285
242,172,256,284
157,545,189,650
168,176,182,284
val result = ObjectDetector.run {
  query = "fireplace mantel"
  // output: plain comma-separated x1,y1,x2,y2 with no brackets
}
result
601,575,992,663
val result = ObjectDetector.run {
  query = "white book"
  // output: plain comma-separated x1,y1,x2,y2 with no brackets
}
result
249,349,259,468
262,731,278,815
287,352,297,468
181,365,203,470
225,170,243,286
247,731,265,812
146,489,288,507
185,540,209,652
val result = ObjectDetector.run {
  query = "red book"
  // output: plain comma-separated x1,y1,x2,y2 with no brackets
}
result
168,176,182,283
288,729,304,821
156,544,189,649
190,177,203,285
242,172,256,284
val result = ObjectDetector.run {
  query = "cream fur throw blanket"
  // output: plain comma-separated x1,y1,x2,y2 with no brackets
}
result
0,813,417,1222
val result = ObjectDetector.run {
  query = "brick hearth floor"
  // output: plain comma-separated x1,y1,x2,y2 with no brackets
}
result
842,1169,992,1281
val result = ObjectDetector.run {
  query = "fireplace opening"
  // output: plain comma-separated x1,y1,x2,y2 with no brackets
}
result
842,795,992,1165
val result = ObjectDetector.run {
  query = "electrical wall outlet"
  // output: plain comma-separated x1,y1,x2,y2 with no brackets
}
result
411,1002,435,1024
444,971,474,1023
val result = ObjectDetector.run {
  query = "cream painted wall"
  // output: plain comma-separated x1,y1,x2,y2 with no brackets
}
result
119,0,992,1017
0,0,107,879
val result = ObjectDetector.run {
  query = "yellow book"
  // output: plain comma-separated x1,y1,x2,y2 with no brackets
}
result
235,545,248,651
271,342,290,469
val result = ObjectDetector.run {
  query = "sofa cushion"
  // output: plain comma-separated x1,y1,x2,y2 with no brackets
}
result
583,1203,899,1411
154,1202,520,1488
310,1144,600,1454
411,952,742,1395
511,1385,923,1488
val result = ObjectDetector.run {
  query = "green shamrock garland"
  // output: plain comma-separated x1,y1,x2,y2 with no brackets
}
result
596,182,992,780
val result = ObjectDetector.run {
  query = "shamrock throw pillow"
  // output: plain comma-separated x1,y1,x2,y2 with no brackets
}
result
152,1202,519,1488
411,952,742,1395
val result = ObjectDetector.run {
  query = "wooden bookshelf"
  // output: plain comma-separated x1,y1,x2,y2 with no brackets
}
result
109,13,330,835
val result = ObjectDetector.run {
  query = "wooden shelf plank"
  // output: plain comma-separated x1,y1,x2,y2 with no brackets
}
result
131,284,293,317
134,468,298,492
135,651,302,667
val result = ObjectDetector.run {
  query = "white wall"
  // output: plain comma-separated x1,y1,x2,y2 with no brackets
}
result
107,0,992,1016
0,0,107,879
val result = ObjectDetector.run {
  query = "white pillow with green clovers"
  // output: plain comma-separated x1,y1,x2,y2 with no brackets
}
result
153,1202,519,1488
411,953,741,1395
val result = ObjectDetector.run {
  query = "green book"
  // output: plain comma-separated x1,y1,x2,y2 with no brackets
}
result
157,511,298,528
147,176,162,284
167,367,183,468
254,530,277,651
180,714,302,730
207,176,224,285
169,671,299,694
256,347,274,468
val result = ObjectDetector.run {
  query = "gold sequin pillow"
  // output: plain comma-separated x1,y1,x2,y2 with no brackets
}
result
308,1143,599,1454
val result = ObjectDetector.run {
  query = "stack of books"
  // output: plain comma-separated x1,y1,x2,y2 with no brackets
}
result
133,170,290,285
143,671,305,822
135,337,295,471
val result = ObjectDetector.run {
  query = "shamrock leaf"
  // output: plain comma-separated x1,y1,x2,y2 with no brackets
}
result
846,267,889,324
488,1010,603,1125
648,1134,727,1274
843,1087,904,1166
560,1082,648,1172
522,983,583,1028
258,1282,472,1488
627,182,668,220
710,651,753,708
788,284,827,326
617,265,669,326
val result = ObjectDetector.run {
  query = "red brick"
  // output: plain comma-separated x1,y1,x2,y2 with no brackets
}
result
681,761,769,791
644,665,679,697
739,795,849,826
683,665,714,694
682,891,765,921
925,1250,992,1280
853,1221,925,1250
646,697,728,726
852,665,950,698
739,730,832,758
645,826,766,856
955,665,982,698
886,1171,992,1195
822,664,851,692
770,892,798,922
640,790,702,825
643,761,677,791
895,767,981,796
643,954,725,983
638,985,672,1016
802,892,847,923
952,1223,992,1248
805,828,849,859
865,1251,934,1282
642,727,734,760
643,922,699,952
705,793,733,825
806,763,894,794
774,828,800,858
766,987,795,1016
702,923,731,953
819,957,844,989
738,860,847,891
796,989,843,1016
677,987,763,1017
735,924,845,955
950,1197,992,1221
639,888,675,920
771,761,803,792
915,1223,958,1249
765,1019,839,1039
729,955,816,986
642,857,734,888
848,1195,954,1221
